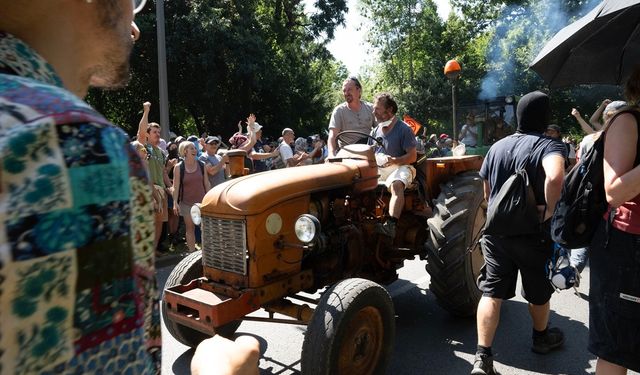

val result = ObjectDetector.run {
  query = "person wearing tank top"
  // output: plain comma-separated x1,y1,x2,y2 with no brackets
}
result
172,141,211,253
588,67,640,374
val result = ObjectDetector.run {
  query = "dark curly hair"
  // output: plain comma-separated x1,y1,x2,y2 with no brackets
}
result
374,92,398,114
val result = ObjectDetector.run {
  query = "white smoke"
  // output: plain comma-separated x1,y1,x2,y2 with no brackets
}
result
478,0,598,100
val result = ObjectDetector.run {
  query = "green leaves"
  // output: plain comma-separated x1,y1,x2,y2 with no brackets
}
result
87,0,347,139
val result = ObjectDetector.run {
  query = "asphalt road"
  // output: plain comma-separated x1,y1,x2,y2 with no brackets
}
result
158,257,639,375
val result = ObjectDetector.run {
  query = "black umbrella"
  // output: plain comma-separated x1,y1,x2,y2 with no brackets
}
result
530,0,640,88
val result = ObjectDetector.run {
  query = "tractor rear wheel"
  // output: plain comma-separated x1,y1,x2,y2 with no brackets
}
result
425,171,485,317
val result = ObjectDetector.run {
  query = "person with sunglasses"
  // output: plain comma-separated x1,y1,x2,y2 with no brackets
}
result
0,0,161,373
200,136,228,188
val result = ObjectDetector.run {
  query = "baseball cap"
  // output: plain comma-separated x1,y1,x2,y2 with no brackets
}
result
604,100,627,115
205,136,221,145
439,133,449,140
187,135,198,142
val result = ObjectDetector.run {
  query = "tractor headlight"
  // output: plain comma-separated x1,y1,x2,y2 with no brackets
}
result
294,214,320,243
190,204,202,226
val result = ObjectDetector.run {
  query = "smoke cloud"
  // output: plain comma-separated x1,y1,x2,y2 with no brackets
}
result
478,0,598,100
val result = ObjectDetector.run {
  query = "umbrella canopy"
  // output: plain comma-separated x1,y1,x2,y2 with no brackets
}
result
530,0,640,88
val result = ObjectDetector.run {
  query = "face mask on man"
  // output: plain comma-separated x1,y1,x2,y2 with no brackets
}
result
378,119,392,128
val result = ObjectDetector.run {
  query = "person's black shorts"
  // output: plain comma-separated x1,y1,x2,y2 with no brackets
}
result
589,220,640,372
477,225,554,305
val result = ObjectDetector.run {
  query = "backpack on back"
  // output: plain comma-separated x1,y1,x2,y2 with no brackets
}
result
484,168,541,236
551,107,640,248
484,136,542,236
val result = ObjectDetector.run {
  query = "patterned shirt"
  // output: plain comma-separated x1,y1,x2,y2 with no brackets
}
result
0,32,160,374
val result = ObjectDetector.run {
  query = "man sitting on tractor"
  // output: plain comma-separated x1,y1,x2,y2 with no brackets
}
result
370,92,418,238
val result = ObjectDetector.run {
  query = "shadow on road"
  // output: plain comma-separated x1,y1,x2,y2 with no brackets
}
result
390,284,593,375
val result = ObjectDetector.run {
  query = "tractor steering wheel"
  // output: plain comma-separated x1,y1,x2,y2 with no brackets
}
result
336,130,385,152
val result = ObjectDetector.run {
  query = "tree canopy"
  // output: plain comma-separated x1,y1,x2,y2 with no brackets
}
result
88,0,622,142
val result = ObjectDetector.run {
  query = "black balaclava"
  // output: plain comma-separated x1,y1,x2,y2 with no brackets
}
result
516,91,551,133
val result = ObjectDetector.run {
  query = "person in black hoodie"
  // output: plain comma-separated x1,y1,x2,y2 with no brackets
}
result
471,91,567,375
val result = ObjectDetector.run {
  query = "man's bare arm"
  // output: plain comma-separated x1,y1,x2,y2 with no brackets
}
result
589,99,610,130
388,147,417,166
542,154,566,221
483,179,491,202
136,102,151,144
571,108,595,135
327,127,339,157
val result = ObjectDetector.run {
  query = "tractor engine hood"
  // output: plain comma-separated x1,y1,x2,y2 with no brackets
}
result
201,158,377,216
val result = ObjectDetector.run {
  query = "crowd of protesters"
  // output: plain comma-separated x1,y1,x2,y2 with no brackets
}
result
132,102,331,255
1,0,639,371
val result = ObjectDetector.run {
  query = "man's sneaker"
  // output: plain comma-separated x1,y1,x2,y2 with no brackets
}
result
532,327,565,354
375,220,396,238
471,354,500,375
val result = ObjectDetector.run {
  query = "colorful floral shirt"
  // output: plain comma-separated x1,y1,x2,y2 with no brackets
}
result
0,32,160,374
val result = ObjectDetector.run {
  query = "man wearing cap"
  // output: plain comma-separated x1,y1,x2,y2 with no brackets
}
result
327,77,376,157
251,122,280,172
472,91,567,375
200,136,228,188
137,101,173,252
369,93,417,238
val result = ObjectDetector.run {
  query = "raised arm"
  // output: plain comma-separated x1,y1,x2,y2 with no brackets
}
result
571,108,595,135
137,101,151,144
237,114,258,153
589,99,611,130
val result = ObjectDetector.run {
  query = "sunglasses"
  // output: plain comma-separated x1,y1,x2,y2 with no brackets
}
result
133,0,147,14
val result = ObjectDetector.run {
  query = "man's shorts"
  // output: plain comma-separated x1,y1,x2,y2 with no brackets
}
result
588,220,640,372
153,184,168,222
477,224,554,305
378,165,416,190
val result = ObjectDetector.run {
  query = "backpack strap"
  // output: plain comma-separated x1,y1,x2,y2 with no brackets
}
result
198,160,206,191
178,161,185,204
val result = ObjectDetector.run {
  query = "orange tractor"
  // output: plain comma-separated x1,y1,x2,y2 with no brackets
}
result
162,131,486,374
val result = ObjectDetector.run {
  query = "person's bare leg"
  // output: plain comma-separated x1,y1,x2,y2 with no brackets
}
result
154,216,163,250
168,211,178,236
477,296,502,347
528,301,550,331
184,213,196,252
388,181,404,219
596,358,627,375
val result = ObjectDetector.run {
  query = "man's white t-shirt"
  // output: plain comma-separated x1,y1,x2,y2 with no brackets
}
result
279,140,294,167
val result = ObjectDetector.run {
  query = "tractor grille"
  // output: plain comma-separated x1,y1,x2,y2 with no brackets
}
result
201,216,247,275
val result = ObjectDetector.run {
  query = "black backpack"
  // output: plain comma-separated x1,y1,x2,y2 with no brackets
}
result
484,136,542,236
551,108,640,248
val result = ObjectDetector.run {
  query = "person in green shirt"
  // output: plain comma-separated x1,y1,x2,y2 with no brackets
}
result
137,101,173,252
